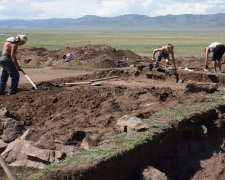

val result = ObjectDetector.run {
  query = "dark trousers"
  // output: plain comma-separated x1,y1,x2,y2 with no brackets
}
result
0,54,20,94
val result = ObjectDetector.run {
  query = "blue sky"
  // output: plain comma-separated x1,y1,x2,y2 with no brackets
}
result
0,0,225,19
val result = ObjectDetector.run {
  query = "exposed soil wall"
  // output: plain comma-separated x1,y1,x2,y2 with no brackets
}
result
49,106,225,180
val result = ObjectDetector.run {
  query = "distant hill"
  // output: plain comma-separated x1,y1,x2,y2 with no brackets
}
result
1,13,225,30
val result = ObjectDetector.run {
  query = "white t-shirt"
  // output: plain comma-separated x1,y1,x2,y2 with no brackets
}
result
209,42,223,52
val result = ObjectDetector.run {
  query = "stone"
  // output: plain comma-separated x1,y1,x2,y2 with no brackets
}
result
86,134,98,146
2,118,26,143
0,139,7,153
10,159,46,169
141,166,168,180
61,145,78,156
0,108,10,118
35,132,56,150
1,139,64,169
116,115,149,132
80,138,89,150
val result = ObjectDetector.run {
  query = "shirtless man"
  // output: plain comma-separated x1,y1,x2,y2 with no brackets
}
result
204,42,225,73
0,34,28,95
152,43,176,69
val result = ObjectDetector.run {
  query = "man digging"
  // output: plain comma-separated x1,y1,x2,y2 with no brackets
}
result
0,34,28,95
152,43,176,70
204,42,225,73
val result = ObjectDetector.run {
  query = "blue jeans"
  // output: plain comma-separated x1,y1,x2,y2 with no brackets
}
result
156,51,170,62
0,54,20,94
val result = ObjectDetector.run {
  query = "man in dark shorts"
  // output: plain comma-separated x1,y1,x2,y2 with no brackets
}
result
204,42,225,73
0,34,28,95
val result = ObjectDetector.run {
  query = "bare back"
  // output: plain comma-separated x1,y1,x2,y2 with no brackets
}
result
1,41,21,71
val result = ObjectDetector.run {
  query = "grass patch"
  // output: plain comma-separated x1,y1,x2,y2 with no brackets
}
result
41,160,60,176
150,122,172,129
12,170,37,180
61,145,124,168
1,30,225,57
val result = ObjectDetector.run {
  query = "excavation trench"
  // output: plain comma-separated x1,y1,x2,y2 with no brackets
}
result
145,68,225,86
51,106,225,180
0,68,224,179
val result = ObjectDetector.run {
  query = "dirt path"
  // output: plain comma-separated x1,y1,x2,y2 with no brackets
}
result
18,67,92,84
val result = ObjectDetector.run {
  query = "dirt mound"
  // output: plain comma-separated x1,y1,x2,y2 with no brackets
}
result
17,44,225,71
17,45,145,68
176,56,205,69
117,49,141,59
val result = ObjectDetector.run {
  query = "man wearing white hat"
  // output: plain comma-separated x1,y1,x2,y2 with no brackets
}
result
0,34,28,95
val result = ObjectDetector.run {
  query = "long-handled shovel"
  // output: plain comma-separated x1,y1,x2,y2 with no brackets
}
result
0,155,16,180
21,69,37,89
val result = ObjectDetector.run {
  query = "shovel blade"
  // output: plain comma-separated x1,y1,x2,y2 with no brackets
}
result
91,81,102,86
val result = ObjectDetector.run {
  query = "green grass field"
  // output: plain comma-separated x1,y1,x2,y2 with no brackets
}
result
0,30,225,57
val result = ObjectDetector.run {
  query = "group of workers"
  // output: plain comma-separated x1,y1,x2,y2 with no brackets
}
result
152,42,225,73
0,34,224,95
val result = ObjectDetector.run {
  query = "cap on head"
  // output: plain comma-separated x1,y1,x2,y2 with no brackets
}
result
16,34,28,44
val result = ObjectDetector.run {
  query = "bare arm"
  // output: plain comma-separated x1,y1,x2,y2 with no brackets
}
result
10,44,22,71
205,47,210,66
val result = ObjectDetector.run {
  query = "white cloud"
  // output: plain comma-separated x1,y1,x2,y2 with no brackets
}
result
94,0,128,16
30,0,129,18
141,0,154,8
0,0,6,10
155,2,211,16
0,0,225,19
29,0,130,18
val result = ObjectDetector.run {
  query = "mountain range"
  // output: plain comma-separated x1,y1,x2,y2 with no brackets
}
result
1,13,225,30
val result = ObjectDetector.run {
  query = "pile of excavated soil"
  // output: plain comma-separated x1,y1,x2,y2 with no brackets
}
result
17,45,145,68
16,44,225,71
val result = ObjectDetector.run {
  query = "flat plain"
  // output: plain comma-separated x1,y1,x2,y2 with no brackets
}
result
1,30,225,57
